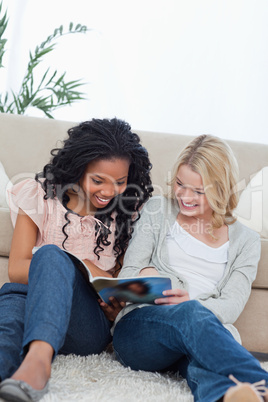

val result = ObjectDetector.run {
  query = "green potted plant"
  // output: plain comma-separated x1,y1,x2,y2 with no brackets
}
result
0,1,89,118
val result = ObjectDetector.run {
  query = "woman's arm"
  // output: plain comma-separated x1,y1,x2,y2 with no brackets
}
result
82,252,125,279
138,267,159,276
8,208,38,284
118,204,157,278
198,235,261,325
82,259,113,278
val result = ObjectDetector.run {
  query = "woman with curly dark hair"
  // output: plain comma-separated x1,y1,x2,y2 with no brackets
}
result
0,118,153,401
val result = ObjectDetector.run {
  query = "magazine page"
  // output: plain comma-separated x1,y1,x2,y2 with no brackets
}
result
92,276,172,304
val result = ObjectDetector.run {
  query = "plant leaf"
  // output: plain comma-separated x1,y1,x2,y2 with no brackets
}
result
0,8,90,119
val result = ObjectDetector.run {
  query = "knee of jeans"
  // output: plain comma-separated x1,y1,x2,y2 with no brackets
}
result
32,244,67,265
176,300,205,318
33,244,62,257
30,245,70,275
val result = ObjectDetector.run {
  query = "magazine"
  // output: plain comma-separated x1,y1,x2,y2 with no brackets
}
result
32,247,172,304
92,276,171,304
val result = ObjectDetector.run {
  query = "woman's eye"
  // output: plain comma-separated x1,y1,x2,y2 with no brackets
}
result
176,181,183,187
92,178,102,184
195,190,205,195
116,181,126,186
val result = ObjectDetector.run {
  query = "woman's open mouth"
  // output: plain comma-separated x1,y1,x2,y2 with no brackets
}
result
181,199,198,210
95,195,112,206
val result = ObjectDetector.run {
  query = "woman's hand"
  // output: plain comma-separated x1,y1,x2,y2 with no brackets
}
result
154,288,190,305
98,297,126,322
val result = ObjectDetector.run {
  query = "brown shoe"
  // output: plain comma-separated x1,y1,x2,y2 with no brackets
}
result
224,375,267,402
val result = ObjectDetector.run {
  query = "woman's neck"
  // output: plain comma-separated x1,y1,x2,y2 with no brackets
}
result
66,189,96,217
176,213,229,248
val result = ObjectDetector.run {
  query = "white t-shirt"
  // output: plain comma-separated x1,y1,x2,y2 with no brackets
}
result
166,221,229,299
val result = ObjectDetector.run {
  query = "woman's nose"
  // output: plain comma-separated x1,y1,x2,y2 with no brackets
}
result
181,187,195,198
100,184,116,197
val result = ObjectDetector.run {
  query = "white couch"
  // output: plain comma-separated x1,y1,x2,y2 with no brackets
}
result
0,112,267,357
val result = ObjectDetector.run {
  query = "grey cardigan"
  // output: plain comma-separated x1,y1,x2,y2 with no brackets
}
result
115,196,261,342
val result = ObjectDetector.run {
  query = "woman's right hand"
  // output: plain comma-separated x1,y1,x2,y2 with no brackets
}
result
154,288,190,305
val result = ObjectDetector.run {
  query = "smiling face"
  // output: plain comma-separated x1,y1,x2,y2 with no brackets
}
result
174,164,213,221
79,158,130,214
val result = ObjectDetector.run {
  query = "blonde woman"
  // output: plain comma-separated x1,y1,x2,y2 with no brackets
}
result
110,135,268,401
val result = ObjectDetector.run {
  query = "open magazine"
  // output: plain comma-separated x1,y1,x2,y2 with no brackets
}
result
32,247,172,304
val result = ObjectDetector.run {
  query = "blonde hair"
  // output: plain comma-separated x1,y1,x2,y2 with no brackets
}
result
170,135,239,229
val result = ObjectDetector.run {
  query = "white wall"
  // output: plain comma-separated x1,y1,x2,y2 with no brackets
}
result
1,0,268,144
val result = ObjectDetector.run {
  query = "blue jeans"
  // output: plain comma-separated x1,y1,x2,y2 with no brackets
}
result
0,245,112,381
113,301,268,402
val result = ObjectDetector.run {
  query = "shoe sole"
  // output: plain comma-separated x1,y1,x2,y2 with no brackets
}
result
0,390,28,402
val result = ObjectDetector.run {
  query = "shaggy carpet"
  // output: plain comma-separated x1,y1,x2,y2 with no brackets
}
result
40,352,268,402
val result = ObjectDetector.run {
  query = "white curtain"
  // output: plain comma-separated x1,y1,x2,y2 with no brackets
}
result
1,0,268,144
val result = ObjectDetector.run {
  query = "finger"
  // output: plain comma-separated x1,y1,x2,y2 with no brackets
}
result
154,296,179,305
155,295,190,305
108,297,121,307
109,297,126,309
99,303,111,311
162,289,188,297
99,298,118,309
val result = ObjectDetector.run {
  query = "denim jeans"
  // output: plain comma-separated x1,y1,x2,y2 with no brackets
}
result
113,301,268,402
0,245,112,381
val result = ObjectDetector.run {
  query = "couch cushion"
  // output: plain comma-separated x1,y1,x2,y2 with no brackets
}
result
252,239,268,289
0,162,10,208
0,208,13,256
235,167,268,239
234,288,268,353
0,256,9,285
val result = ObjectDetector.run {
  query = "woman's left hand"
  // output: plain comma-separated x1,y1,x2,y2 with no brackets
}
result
98,297,126,321
154,288,190,305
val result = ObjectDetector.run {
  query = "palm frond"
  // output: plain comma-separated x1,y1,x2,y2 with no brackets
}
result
0,0,90,118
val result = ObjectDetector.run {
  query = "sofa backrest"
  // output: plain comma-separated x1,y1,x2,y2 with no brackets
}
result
1,113,267,197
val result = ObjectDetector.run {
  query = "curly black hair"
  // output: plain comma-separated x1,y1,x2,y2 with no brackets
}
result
36,118,153,263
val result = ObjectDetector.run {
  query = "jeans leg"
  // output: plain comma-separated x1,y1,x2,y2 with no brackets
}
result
59,270,112,356
0,283,28,380
113,301,268,402
23,245,111,356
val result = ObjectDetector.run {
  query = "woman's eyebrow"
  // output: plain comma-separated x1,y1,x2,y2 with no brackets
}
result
94,174,128,180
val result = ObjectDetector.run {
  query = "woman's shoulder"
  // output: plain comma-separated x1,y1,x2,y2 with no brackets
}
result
8,178,44,201
229,219,260,243
8,178,50,229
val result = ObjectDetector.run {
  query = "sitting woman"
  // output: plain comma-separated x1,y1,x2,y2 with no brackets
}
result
0,118,153,402
110,135,268,402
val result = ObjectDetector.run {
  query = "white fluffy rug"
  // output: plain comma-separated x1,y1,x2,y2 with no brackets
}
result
41,352,268,402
